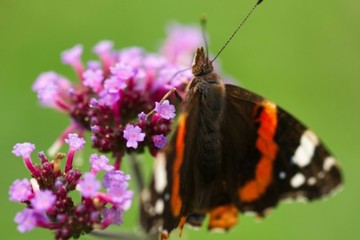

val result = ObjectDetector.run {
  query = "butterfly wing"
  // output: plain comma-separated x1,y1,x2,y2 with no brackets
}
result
140,84,342,237
221,84,342,214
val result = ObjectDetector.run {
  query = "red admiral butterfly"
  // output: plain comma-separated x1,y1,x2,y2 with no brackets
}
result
140,1,342,239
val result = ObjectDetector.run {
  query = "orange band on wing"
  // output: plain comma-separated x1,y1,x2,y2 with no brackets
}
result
170,114,187,217
239,101,278,202
208,204,238,230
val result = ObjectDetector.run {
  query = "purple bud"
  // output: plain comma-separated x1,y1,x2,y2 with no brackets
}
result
138,112,147,121
89,98,99,108
91,125,100,133
152,134,167,149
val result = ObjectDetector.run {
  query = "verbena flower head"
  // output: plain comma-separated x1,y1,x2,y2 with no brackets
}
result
10,138,133,239
32,23,204,167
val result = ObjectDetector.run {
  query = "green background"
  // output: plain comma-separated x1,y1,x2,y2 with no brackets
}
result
1,0,359,239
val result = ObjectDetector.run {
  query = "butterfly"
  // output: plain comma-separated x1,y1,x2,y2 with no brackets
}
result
139,45,342,239
140,2,342,239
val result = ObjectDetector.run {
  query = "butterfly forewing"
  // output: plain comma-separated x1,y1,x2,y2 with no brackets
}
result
222,84,342,214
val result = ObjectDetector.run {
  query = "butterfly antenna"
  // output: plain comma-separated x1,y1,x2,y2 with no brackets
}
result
211,0,263,63
200,14,210,60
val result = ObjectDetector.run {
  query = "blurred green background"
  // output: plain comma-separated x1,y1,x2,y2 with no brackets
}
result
1,0,359,239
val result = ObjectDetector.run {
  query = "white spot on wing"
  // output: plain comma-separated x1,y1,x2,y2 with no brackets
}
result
279,171,286,179
154,152,167,193
318,171,325,179
323,156,336,172
292,130,319,167
290,173,306,188
154,199,164,214
307,177,317,185
141,188,151,202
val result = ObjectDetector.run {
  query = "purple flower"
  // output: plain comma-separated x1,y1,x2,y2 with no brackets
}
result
98,91,120,107
89,154,114,173
143,54,167,69
152,134,167,149
110,63,135,81
87,60,102,70
76,173,101,198
12,143,35,158
161,23,202,65
61,45,83,65
83,69,104,92
30,190,56,211
118,47,143,67
107,187,133,210
14,208,37,232
65,133,85,151
155,100,176,120
103,170,130,189
9,179,32,202
32,72,72,108
32,71,59,91
103,76,127,94
123,125,145,149
93,40,113,55
102,207,123,225
138,112,146,121
32,23,202,159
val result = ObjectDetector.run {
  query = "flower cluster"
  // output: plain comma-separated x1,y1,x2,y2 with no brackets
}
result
9,134,133,239
33,24,202,166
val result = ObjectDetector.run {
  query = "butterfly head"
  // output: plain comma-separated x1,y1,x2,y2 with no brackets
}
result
192,47,213,76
